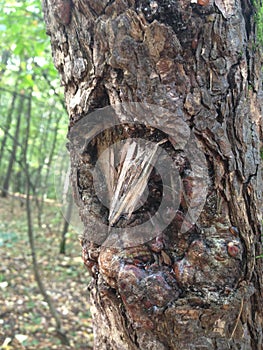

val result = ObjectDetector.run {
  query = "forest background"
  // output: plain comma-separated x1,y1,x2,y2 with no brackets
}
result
0,0,262,349
0,0,92,349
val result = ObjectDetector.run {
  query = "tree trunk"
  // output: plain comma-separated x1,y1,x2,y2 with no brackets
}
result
0,89,17,168
1,95,24,197
60,194,73,254
42,1,263,349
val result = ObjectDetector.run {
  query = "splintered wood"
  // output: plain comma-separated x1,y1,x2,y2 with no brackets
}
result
108,139,166,226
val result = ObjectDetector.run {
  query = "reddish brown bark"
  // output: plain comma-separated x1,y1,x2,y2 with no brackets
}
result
43,0,263,348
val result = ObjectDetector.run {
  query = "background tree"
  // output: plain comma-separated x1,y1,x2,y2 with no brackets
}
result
42,0,262,349
0,0,66,202
0,1,91,347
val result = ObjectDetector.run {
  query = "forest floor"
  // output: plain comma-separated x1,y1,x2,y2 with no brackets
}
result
0,197,93,350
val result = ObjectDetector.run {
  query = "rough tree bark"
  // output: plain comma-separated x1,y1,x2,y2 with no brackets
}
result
42,0,263,349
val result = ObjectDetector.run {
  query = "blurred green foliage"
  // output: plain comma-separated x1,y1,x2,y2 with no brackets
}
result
255,0,263,46
0,0,67,199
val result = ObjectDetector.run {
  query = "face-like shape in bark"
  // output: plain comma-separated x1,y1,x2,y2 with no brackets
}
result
71,106,244,328
45,0,262,346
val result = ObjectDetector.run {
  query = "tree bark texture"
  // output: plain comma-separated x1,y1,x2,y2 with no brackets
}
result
42,0,263,349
